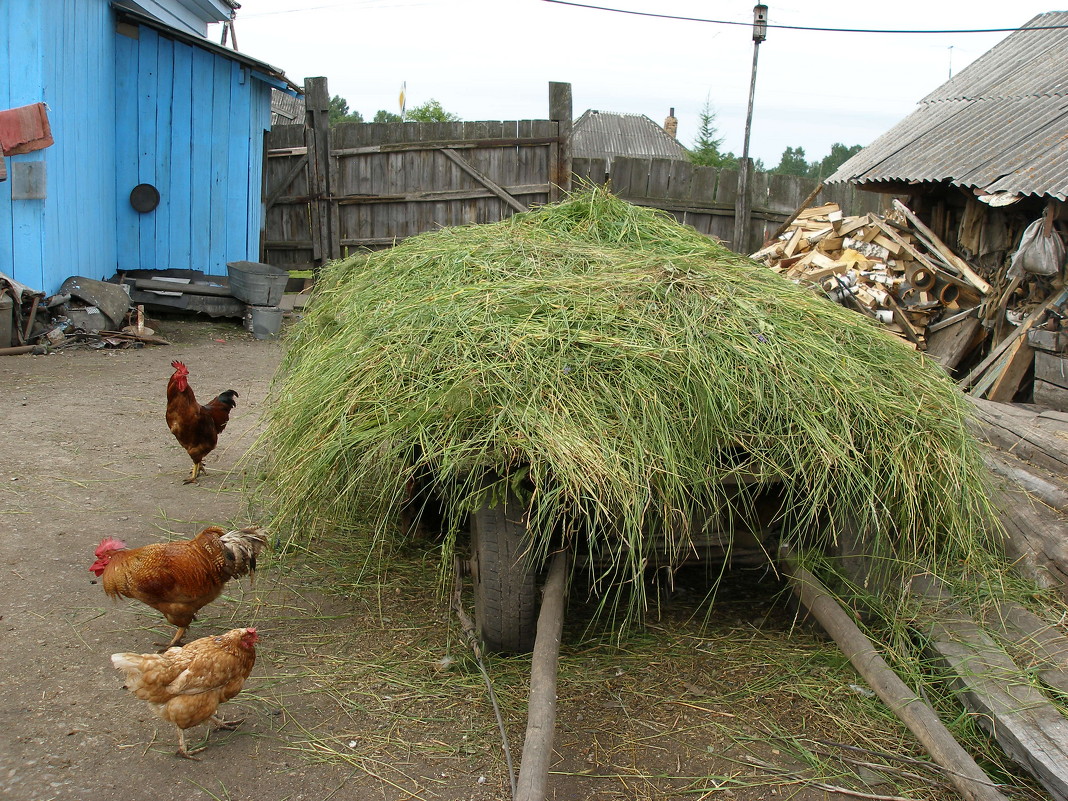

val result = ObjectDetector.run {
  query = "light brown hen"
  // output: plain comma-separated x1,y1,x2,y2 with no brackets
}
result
112,627,259,758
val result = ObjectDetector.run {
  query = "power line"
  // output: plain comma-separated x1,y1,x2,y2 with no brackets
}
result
540,0,1068,34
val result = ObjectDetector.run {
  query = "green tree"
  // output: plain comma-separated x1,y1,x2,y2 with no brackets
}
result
772,146,810,177
372,110,403,123
405,99,460,122
328,95,364,126
687,98,729,167
812,142,862,180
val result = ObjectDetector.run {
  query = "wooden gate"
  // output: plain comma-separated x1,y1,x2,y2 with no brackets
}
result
262,79,573,270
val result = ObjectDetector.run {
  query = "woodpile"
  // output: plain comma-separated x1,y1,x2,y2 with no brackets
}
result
753,198,1068,409
751,199,992,368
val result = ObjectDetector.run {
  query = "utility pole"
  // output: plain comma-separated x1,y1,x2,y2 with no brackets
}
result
733,4,768,254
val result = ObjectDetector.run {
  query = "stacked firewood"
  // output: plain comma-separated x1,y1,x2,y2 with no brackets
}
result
751,200,992,361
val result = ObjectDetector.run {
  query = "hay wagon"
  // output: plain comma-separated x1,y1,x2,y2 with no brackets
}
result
262,190,1019,800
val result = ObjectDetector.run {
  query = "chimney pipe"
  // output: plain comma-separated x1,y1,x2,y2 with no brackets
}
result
664,107,678,140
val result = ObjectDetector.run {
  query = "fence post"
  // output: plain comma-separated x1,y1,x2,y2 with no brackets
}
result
303,77,335,266
549,82,572,200
733,157,753,253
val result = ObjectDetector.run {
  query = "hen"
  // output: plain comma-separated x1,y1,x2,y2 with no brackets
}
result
166,360,238,483
91,525,268,648
112,627,259,759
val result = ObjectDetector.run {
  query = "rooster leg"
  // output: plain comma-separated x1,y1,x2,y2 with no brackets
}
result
183,462,202,484
209,714,245,731
176,726,205,760
155,626,187,651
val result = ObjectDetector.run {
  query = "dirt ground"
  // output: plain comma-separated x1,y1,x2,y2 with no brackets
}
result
0,316,1019,801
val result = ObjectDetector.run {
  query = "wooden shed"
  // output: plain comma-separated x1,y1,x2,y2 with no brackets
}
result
826,11,1068,406
0,0,298,297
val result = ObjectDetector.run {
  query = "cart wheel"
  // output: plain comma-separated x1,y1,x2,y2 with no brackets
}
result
471,488,538,654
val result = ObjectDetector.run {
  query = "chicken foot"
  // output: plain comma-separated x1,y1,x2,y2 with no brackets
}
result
175,726,207,760
183,462,204,484
174,716,246,759
209,714,246,730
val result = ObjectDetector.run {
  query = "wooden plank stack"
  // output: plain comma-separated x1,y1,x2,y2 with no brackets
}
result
751,200,990,366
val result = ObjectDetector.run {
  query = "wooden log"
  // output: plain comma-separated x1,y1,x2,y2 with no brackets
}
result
984,601,1068,697
781,553,1010,801
515,551,568,801
968,397,1068,476
0,344,38,356
982,448,1068,514
990,482,1068,598
910,574,1068,801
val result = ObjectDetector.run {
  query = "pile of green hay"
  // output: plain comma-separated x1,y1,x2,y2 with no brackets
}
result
258,188,997,613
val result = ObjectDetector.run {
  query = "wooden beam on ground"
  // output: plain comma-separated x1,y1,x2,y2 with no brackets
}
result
982,448,1068,514
926,313,984,371
969,396,1068,476
515,551,569,801
910,574,1068,801
132,279,234,297
780,551,1010,801
984,601,1068,697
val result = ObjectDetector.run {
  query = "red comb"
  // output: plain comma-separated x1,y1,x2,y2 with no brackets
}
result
171,360,188,372
94,537,127,557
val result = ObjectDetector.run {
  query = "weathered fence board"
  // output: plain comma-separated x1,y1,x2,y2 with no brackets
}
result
262,80,887,269
573,156,888,252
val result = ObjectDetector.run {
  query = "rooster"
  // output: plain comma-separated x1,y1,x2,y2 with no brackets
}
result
166,360,238,483
91,526,268,648
112,627,259,759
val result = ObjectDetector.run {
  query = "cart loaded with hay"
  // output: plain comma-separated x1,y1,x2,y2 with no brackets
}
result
260,190,1068,801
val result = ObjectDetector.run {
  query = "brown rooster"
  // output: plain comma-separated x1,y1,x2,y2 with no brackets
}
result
112,627,259,759
166,360,238,483
90,526,268,648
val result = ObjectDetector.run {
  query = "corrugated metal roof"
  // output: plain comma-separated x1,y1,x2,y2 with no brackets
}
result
572,110,688,162
271,90,306,125
827,11,1068,200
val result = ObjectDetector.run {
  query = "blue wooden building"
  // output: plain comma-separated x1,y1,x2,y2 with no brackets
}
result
0,0,297,296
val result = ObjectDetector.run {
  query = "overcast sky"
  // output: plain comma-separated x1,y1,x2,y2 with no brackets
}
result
221,1,1061,167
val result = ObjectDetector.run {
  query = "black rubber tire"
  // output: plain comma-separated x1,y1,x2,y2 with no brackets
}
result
471,488,538,654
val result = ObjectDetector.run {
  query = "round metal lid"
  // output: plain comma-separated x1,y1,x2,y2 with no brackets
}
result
130,183,160,213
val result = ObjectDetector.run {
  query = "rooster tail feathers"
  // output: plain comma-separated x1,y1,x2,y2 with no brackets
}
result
220,526,268,580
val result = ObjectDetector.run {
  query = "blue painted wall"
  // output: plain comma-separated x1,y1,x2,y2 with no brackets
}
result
0,1,116,294
0,0,275,296
115,24,272,279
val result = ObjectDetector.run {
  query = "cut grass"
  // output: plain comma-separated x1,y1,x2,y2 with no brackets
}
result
256,187,1000,625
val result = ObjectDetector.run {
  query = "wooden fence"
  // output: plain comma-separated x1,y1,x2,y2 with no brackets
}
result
574,156,887,254
262,79,572,269
261,79,886,269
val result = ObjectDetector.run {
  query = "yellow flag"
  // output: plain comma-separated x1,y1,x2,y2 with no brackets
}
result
399,81,406,119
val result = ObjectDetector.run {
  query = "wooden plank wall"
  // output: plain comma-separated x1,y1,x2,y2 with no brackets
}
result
575,156,889,253
114,24,273,278
0,1,117,294
263,119,557,268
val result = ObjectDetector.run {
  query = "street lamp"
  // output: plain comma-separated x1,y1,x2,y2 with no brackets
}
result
733,4,768,254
